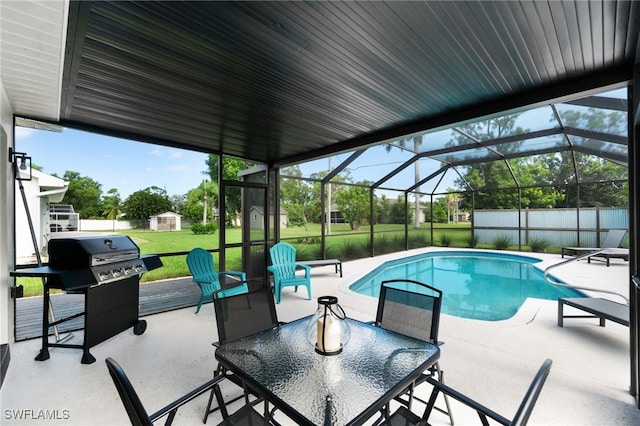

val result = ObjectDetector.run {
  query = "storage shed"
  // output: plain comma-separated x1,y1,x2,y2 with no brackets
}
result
149,212,181,231
250,206,287,230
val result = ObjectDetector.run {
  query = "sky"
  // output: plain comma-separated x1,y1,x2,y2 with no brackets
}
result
14,125,456,201
12,87,625,203
15,127,211,199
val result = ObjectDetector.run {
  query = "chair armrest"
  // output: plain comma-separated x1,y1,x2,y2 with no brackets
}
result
267,266,280,281
148,375,225,423
295,263,311,276
218,271,247,279
191,274,218,284
424,376,510,425
211,281,247,298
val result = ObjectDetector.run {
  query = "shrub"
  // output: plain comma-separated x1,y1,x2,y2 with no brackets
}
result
191,222,217,235
375,233,407,254
191,223,205,234
295,244,316,261
492,235,511,250
341,239,368,260
439,233,453,247
373,234,393,255
528,237,549,253
325,244,340,260
466,234,479,248
408,232,431,249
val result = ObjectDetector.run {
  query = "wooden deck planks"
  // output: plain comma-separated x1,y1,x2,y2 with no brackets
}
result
15,277,201,341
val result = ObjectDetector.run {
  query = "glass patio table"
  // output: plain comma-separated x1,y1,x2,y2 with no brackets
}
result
215,316,440,425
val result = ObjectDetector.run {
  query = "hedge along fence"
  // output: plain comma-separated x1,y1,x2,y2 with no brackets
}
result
473,207,628,249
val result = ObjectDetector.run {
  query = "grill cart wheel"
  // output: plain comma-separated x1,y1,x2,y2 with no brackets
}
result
133,320,147,335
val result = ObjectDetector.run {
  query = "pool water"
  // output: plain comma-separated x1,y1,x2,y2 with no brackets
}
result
349,251,585,321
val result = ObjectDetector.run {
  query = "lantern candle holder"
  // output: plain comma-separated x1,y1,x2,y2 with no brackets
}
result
307,296,350,355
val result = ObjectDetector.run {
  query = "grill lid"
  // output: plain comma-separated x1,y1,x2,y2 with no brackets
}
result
48,236,140,270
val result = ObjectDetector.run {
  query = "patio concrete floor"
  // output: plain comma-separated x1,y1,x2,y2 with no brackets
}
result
1,247,639,425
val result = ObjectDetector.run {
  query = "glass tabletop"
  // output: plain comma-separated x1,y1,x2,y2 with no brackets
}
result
215,316,440,425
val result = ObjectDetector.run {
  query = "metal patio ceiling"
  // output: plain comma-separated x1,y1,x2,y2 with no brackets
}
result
2,1,639,167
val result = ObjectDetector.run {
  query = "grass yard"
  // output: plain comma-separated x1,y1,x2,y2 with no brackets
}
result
15,222,559,297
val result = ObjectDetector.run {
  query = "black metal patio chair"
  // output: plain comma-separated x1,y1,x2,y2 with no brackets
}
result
373,279,454,425
382,359,553,426
204,281,283,424
106,357,270,426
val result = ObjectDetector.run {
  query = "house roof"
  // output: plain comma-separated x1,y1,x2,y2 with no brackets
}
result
2,1,638,169
30,169,68,191
150,212,182,218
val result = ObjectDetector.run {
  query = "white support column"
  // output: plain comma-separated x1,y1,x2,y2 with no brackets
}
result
0,82,16,385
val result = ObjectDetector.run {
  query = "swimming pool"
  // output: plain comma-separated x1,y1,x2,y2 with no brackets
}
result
349,251,585,321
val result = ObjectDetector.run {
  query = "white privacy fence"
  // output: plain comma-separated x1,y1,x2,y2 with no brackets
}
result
78,219,134,231
473,207,628,248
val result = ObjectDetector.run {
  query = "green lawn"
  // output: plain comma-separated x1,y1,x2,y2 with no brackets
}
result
15,222,559,297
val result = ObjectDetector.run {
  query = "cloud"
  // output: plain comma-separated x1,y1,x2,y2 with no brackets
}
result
165,164,190,172
149,148,182,159
14,128,36,139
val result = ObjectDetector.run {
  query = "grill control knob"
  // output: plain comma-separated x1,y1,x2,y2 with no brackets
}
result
124,266,133,275
113,269,122,277
99,271,110,281
134,264,144,273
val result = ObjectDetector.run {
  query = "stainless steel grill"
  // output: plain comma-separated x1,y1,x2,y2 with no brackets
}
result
12,235,162,364
47,235,159,288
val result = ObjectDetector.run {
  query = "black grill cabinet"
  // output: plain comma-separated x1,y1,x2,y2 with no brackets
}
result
11,236,162,364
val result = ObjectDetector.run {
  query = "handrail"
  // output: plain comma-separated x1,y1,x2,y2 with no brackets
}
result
543,249,629,304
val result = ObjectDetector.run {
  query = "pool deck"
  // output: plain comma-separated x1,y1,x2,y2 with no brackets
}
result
2,247,638,425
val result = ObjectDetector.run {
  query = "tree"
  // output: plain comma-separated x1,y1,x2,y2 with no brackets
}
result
182,187,205,222
553,106,628,207
169,194,187,214
564,154,628,207
425,198,448,223
60,171,103,218
376,194,392,224
389,195,414,224
280,166,313,226
334,182,372,231
385,140,423,228
102,189,122,219
455,107,628,209
453,115,563,209
102,188,122,230
181,181,217,222
206,155,252,225
123,186,172,227
306,169,352,224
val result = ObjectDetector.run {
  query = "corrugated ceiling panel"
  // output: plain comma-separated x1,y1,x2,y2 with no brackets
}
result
3,1,637,165
0,0,66,119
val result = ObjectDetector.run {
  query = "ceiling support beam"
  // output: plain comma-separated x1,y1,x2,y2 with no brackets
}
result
278,68,632,167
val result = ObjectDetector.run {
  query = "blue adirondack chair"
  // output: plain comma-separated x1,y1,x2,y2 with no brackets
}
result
186,248,248,314
268,242,311,304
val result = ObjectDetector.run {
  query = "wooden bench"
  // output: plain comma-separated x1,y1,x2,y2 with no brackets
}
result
557,297,629,328
299,259,343,277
